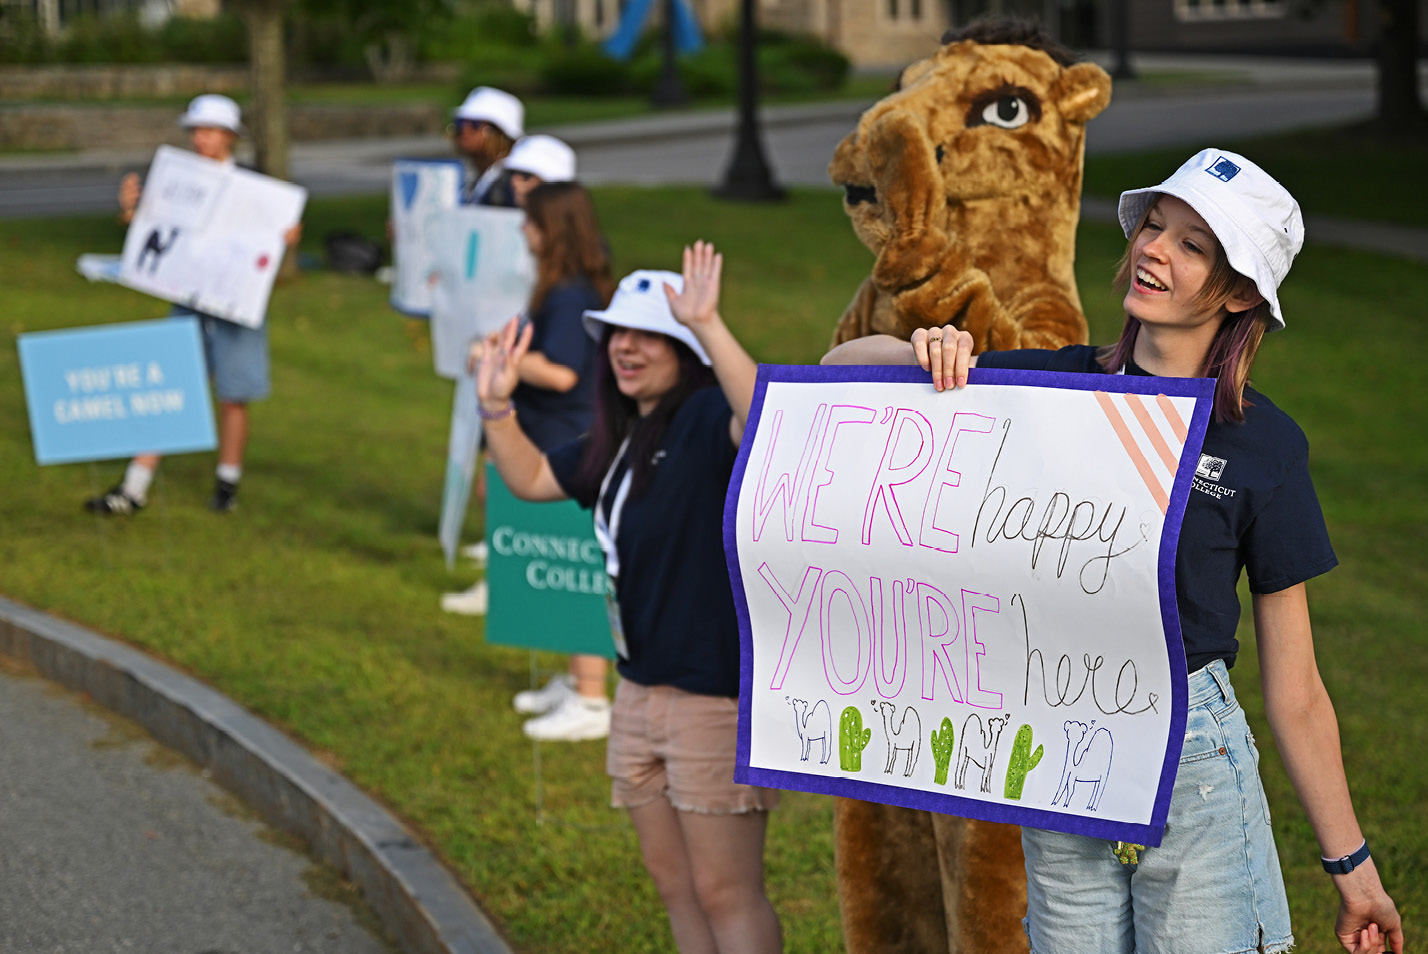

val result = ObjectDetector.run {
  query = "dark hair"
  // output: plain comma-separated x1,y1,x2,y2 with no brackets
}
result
525,181,614,313
941,16,1077,67
571,327,716,500
1099,196,1272,423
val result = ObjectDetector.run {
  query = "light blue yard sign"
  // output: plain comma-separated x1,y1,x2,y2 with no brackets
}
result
17,318,216,465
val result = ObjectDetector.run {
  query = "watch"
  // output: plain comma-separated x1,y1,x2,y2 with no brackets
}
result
1321,840,1371,875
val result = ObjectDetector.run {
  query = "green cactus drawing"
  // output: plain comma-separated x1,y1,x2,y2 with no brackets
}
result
930,717,956,785
839,706,872,772
1003,724,1044,800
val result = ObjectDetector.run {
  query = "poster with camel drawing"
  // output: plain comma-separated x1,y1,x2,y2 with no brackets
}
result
725,364,1215,845
118,145,307,329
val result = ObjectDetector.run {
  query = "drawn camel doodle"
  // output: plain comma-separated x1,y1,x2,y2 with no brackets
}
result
1053,720,1115,811
876,701,921,777
787,697,833,764
953,713,1010,793
138,226,181,274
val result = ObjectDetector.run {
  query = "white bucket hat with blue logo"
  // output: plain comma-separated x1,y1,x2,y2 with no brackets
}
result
1118,148,1303,330
178,94,245,136
582,270,711,365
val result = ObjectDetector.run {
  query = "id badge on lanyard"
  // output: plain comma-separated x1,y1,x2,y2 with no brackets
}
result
594,439,634,660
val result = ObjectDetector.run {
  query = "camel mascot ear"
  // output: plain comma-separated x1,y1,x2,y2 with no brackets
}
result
826,20,1111,954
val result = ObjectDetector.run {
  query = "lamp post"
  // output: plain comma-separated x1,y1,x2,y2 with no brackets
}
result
650,0,689,108
714,0,785,201
1110,0,1136,80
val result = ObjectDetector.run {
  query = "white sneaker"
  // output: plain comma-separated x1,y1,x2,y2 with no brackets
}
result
440,580,488,615
522,695,611,742
460,541,489,567
513,673,577,715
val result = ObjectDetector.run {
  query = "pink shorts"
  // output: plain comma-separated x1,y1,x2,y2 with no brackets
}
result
606,680,779,815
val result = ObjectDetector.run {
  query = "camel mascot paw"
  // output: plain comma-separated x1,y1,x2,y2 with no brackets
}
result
825,19,1111,954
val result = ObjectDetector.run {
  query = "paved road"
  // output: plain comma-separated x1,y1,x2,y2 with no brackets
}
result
0,83,1391,219
0,662,393,954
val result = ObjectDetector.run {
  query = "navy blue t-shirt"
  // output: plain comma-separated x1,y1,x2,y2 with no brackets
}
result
512,279,602,451
547,387,741,697
976,345,1337,672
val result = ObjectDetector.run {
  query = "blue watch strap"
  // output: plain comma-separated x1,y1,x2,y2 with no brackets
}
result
1322,840,1371,875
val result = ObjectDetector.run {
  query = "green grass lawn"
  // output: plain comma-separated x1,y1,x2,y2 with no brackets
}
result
3,180,1424,952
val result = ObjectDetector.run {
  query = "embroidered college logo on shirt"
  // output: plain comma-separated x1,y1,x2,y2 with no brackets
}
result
1192,454,1237,500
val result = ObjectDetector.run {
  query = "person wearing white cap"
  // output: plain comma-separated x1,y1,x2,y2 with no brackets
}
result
450,86,525,206
89,94,301,517
825,149,1403,954
504,134,577,208
475,242,783,952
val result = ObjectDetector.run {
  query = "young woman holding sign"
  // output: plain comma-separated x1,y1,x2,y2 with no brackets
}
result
824,149,1403,954
476,241,783,953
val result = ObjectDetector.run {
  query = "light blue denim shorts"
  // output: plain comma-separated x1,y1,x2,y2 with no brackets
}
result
171,307,270,402
1021,659,1293,954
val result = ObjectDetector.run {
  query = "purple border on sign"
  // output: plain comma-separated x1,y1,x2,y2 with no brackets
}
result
722,363,1214,846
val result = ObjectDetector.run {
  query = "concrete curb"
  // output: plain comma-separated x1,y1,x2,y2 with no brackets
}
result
0,593,513,954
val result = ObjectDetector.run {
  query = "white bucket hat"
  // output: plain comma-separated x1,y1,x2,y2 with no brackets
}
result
1118,148,1303,330
452,86,525,139
583,270,711,365
506,135,577,183
178,94,244,136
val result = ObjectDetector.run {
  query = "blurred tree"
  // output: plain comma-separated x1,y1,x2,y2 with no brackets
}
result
234,0,298,278
1373,0,1427,133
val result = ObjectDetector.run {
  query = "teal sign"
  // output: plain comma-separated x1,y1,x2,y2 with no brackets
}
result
484,463,615,658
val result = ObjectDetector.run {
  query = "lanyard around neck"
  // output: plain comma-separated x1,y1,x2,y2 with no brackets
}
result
593,436,634,583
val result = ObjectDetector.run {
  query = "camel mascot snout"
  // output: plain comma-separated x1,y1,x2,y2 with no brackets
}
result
825,18,1111,954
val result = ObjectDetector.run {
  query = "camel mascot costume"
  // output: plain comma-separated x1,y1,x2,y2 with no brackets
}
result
825,19,1111,953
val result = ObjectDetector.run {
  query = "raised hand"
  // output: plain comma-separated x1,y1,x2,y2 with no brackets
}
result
475,315,533,409
664,240,722,330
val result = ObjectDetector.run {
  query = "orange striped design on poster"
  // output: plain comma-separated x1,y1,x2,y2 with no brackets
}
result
1092,391,1189,515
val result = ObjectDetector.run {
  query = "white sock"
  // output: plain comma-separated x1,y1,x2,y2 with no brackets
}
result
121,462,154,503
216,463,242,485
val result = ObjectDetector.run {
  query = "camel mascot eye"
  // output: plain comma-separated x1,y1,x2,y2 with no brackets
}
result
823,18,1112,954
973,92,1035,129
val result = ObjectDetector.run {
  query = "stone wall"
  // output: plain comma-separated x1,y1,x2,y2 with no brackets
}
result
0,102,446,150
0,64,248,99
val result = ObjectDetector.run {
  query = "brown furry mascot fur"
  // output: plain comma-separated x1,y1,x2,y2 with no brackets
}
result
825,20,1111,953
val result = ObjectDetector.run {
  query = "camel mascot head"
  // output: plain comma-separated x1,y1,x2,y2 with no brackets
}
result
827,18,1111,352
826,19,1111,954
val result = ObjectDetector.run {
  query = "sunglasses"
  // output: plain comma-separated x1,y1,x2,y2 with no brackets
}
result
448,119,489,135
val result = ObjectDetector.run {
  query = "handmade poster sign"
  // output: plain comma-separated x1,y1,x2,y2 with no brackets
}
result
725,364,1214,845
484,462,616,658
117,145,307,328
17,317,216,465
426,206,534,380
389,158,463,317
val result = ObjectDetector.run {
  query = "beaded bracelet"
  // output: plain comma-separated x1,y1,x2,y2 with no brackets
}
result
478,402,516,422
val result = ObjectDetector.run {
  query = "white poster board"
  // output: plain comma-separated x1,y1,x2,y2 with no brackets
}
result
426,206,535,380
725,364,1215,846
438,370,482,569
389,158,463,317
118,145,306,328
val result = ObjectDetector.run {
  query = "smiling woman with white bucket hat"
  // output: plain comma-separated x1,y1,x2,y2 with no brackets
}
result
825,148,1403,954
475,242,784,953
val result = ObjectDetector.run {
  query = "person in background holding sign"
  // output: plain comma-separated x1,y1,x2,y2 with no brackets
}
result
87,94,300,515
450,86,524,207
824,149,1403,954
476,243,783,953
463,178,619,742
